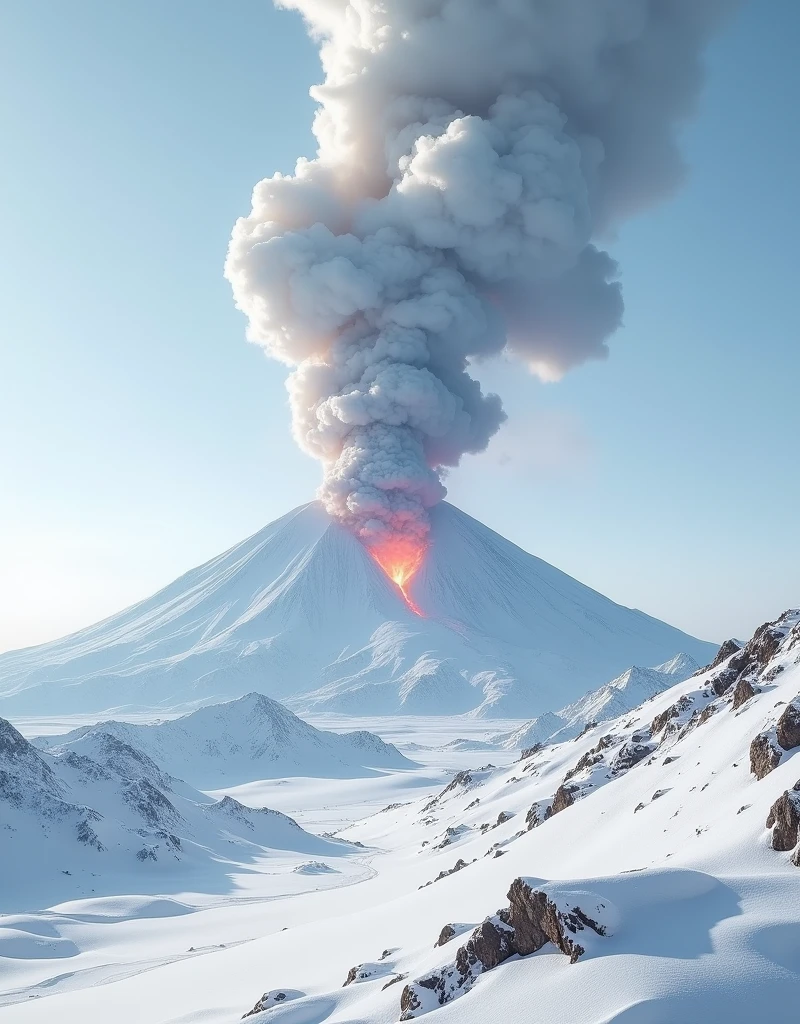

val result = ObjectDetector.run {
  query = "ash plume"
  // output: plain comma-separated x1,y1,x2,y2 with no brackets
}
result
225,0,732,559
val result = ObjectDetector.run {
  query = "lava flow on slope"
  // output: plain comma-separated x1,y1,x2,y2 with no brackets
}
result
369,537,426,616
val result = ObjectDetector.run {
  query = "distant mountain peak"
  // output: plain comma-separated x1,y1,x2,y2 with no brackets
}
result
0,501,715,719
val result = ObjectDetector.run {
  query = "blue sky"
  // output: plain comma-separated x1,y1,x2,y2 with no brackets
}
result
1,0,798,653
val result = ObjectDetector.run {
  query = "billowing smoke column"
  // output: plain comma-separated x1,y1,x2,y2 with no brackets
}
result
225,0,731,589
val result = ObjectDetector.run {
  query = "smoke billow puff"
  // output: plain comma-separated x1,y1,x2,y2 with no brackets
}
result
225,0,732,564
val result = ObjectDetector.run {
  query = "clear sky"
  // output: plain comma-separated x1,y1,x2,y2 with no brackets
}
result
1,0,798,654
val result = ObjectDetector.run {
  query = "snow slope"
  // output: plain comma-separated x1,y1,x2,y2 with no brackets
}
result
0,502,714,718
499,651,701,750
2,608,798,1024
0,715,360,912
36,692,415,787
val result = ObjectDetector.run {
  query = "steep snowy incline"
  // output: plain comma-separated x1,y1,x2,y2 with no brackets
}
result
499,651,701,750
0,502,714,717
36,692,415,787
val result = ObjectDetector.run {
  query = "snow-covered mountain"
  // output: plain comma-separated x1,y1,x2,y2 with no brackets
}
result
3,609,799,1023
36,692,415,787
499,651,701,750
0,502,715,718
0,713,358,911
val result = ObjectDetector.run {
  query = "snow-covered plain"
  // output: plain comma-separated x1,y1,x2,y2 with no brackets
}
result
2,610,799,1023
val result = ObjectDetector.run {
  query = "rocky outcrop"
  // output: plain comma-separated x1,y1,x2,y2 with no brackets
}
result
504,878,606,963
706,612,797,698
435,924,456,947
749,700,800,780
547,784,577,817
343,963,385,985
609,739,652,775
242,990,299,1017
776,702,800,751
420,858,471,888
519,743,542,761
703,638,743,673
732,677,755,710
525,799,549,830
766,785,800,854
650,696,693,738
750,733,782,780
400,879,609,1018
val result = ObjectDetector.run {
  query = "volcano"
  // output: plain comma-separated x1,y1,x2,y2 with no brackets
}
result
0,502,714,718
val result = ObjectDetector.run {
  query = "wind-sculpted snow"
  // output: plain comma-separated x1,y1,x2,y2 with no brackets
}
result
0,502,713,718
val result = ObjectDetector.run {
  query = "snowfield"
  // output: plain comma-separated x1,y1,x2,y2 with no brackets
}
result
1,609,799,1023
0,502,714,719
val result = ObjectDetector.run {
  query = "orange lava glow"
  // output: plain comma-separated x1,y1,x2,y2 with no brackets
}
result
370,539,426,616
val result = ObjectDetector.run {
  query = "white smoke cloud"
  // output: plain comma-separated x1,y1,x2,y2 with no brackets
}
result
225,0,733,555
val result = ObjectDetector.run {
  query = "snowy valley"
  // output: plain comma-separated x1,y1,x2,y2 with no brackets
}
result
1,607,799,1023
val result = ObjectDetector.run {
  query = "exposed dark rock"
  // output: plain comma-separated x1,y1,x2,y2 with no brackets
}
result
703,638,743,673
495,811,513,826
505,878,605,962
420,858,471,888
382,974,407,990
610,741,652,775
678,704,717,741
776,702,800,751
650,696,693,737
435,924,456,947
399,879,607,1018
564,750,602,782
710,668,738,697
344,964,380,986
546,785,577,817
242,991,290,1017
706,614,796,698
76,814,105,851
766,785,800,853
519,744,542,761
525,800,548,830
750,733,782,780
400,983,424,1019
732,677,756,710
576,721,598,740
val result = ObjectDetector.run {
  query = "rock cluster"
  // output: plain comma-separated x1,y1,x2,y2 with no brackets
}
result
400,879,608,1019
242,990,293,1017
766,784,800,864
750,702,800,780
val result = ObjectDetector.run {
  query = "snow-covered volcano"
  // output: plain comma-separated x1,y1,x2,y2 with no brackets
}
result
0,502,714,717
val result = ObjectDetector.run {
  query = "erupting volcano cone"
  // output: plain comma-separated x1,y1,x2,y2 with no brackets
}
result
368,537,426,616
0,501,716,718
